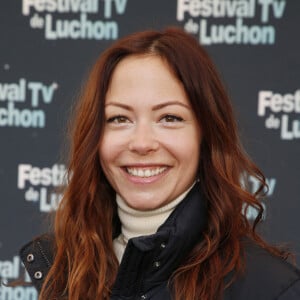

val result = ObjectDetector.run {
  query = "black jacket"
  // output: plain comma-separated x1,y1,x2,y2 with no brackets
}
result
20,183,300,299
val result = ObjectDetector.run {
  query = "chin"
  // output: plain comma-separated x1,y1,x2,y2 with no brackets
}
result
126,199,163,211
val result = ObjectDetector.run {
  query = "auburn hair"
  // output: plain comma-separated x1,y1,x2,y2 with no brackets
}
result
39,27,286,300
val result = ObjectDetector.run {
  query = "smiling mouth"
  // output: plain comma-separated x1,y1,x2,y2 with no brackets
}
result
125,167,168,178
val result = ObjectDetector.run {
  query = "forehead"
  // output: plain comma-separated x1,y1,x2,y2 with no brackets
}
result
106,55,188,106
109,54,175,83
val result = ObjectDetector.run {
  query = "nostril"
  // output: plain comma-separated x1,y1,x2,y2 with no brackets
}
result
128,136,159,154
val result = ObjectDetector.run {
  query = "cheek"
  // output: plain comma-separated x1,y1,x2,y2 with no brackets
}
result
164,129,201,156
98,137,113,173
99,145,117,190
179,142,200,165
98,134,124,172
176,132,201,171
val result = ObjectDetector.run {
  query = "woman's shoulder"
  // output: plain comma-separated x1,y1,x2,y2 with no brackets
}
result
225,238,300,300
19,234,300,299
19,233,55,291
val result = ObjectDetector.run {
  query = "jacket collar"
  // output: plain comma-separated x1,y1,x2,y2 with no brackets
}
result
111,182,208,296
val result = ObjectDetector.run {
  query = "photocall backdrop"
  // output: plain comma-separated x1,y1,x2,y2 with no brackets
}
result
1,1,299,299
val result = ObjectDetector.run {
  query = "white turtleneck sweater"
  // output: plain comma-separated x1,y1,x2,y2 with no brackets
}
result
113,183,195,263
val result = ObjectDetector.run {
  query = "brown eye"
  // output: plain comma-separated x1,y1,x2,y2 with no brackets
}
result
161,114,184,122
107,115,129,123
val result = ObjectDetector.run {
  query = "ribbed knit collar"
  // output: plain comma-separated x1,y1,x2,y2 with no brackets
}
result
116,183,195,243
113,183,195,262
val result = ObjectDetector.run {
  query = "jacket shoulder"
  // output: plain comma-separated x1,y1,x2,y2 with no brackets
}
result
19,233,55,292
225,239,300,300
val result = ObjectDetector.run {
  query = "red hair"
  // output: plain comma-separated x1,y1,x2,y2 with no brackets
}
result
39,27,286,300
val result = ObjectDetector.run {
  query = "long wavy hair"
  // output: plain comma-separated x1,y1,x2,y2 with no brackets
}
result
39,27,286,300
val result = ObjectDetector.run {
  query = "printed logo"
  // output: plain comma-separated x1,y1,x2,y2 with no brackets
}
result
0,256,37,300
0,78,58,128
177,0,287,45
258,89,300,140
242,175,276,220
22,0,128,40
17,163,66,212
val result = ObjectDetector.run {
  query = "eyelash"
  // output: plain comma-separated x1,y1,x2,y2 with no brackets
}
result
106,114,184,125
106,115,129,123
160,114,184,122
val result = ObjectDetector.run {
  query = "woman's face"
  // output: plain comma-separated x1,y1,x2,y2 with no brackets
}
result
99,55,201,210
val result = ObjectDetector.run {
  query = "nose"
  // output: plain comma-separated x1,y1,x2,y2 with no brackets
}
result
128,121,159,155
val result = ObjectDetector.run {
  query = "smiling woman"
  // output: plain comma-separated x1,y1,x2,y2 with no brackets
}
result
19,28,300,300
100,55,200,211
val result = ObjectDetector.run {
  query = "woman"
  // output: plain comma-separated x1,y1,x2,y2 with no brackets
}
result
20,27,300,299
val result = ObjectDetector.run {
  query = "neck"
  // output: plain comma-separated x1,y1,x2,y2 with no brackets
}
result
113,183,195,262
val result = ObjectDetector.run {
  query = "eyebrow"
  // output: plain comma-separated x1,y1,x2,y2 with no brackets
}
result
105,102,133,111
152,101,190,111
105,101,191,111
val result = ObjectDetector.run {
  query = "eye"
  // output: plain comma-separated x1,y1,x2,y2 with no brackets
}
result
107,115,130,124
160,114,184,123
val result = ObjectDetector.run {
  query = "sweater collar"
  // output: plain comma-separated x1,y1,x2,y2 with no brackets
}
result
115,182,195,244
132,181,207,253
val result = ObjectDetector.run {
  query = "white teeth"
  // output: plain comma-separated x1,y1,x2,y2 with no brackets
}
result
126,167,167,178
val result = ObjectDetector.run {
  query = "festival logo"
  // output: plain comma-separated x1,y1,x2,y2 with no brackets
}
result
0,256,37,300
0,78,58,128
242,175,276,220
177,0,287,45
17,163,66,212
258,89,300,140
22,0,128,40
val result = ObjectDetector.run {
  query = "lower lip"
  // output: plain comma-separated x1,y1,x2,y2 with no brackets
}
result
121,167,170,184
